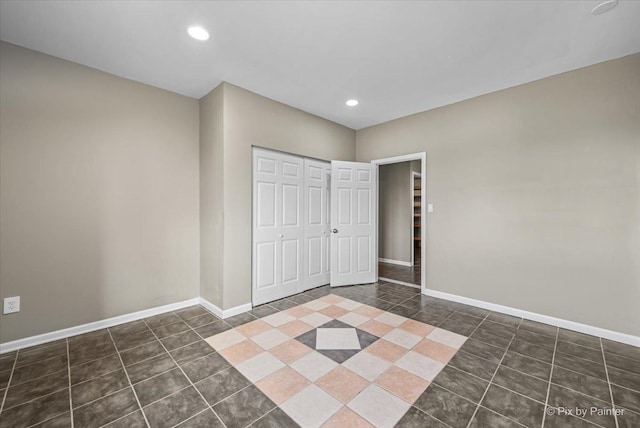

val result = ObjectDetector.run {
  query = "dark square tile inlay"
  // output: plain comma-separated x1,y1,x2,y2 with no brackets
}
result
293,319,379,363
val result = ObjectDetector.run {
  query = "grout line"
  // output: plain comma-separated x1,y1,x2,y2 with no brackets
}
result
114,337,161,354
12,351,68,370
3,387,71,415
541,325,559,427
117,325,213,368
128,364,185,387
444,364,496,385
0,349,19,414
101,408,144,427
119,350,166,371
169,408,209,428
426,379,537,428
70,363,124,388
142,313,228,428
464,319,520,428
600,337,620,428
205,382,253,408
65,352,117,373
249,406,281,427
462,308,491,339
24,410,71,428
122,343,214,391
553,351,611,370
72,385,131,411
1,366,69,391
409,405,457,428
66,339,74,428
438,367,550,407
476,405,530,428
140,384,192,409
106,329,152,428
14,340,65,355
505,346,554,365
478,404,531,427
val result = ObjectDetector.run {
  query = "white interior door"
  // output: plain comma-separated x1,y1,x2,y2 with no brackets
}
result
303,159,331,290
252,148,304,305
330,161,377,287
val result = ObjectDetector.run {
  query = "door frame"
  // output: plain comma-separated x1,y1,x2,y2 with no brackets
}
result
371,152,427,294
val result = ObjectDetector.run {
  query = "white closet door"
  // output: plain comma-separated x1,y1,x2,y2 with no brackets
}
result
330,161,377,287
252,148,304,306
303,159,331,290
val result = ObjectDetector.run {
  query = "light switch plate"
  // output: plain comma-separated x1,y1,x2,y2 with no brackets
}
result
427,203,434,213
3,296,20,314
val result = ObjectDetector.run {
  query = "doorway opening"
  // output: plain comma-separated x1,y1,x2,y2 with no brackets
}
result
373,153,426,292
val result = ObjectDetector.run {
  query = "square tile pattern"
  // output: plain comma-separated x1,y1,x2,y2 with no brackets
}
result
206,295,466,427
1,282,639,428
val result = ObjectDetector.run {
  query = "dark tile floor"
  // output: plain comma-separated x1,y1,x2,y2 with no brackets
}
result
0,282,638,428
378,249,421,286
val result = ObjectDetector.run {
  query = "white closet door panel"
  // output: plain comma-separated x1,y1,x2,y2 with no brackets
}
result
303,158,331,290
330,161,376,287
253,148,304,305
308,237,323,276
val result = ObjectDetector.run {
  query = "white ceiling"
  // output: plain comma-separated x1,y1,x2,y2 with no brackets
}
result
1,1,639,130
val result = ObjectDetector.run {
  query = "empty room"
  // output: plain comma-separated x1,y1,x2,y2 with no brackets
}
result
0,1,639,427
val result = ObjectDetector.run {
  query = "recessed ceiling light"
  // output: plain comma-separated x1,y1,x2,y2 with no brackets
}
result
188,26,210,41
346,99,359,107
592,0,618,15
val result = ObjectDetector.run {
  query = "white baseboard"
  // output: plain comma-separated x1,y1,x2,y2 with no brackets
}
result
4,288,636,354
422,289,640,347
199,298,252,319
379,277,421,289
0,298,200,354
378,258,412,267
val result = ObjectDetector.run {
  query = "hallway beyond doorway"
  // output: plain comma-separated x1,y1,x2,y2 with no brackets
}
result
378,248,421,287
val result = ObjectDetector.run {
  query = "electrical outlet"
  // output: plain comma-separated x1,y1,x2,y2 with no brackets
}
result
3,296,20,314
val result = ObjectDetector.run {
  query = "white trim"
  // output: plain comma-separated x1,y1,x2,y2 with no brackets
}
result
198,297,252,319
379,277,421,289
378,258,412,267
0,298,200,354
423,289,640,347
372,152,426,292
372,153,425,165
198,297,223,318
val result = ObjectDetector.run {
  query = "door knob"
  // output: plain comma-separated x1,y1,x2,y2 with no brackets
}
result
332,229,338,234
280,234,284,239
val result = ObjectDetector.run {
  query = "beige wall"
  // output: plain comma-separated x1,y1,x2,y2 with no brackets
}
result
357,53,640,336
221,83,356,308
199,85,224,308
379,162,412,263
3,40,637,343
0,42,200,342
